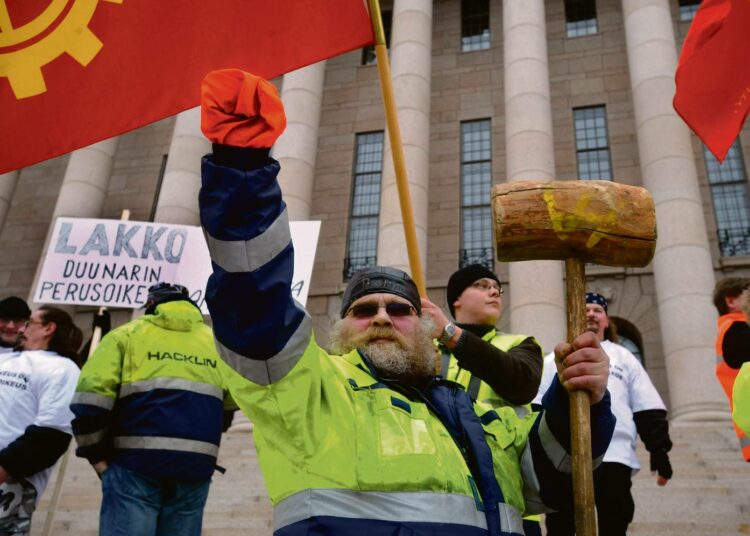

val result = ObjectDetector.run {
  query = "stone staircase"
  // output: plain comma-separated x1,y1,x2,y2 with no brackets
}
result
627,420,749,536
30,430,272,536
30,420,749,535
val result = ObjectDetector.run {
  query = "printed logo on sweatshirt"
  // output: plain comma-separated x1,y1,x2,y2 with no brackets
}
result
147,351,216,368
0,370,29,391
610,363,625,383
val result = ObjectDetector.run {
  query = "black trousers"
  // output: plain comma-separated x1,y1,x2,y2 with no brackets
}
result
545,462,635,536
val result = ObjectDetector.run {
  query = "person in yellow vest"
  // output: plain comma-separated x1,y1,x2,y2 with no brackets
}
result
712,277,750,462
420,265,543,536
422,264,543,410
71,283,236,536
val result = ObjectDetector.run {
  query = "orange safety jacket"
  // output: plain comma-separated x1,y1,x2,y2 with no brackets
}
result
715,311,750,461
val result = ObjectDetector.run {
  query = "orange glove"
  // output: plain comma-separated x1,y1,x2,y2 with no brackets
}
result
201,69,286,148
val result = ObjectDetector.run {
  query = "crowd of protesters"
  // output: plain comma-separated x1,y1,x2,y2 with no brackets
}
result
4,69,748,536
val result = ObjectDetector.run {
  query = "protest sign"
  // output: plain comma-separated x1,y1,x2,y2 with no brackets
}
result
34,217,320,311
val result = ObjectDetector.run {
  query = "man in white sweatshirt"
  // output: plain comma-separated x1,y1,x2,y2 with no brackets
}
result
533,293,673,536
0,297,30,354
0,306,81,535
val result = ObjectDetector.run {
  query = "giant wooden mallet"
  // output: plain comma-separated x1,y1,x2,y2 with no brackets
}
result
491,180,656,536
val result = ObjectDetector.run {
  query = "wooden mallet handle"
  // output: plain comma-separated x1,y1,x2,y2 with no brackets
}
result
492,180,656,536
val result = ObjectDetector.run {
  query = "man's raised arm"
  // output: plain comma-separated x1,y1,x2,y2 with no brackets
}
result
199,69,311,385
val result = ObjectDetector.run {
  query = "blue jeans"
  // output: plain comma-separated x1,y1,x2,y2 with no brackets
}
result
99,463,210,536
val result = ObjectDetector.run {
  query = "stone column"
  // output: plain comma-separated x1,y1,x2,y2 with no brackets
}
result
375,0,432,274
152,107,210,225
28,138,120,306
503,0,566,352
623,0,725,420
273,62,326,221
0,171,19,234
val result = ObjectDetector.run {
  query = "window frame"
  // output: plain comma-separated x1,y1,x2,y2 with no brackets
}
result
573,105,613,181
564,0,598,37
704,139,750,258
678,0,701,21
459,119,494,270
361,9,392,65
343,131,385,280
460,0,491,52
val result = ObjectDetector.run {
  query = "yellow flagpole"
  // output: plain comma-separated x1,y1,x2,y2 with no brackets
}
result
366,0,426,297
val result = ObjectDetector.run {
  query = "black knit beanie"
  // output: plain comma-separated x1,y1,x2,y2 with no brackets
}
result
446,264,501,318
0,296,30,320
341,266,421,318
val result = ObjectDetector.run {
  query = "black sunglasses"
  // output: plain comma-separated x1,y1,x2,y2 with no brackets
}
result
347,302,416,319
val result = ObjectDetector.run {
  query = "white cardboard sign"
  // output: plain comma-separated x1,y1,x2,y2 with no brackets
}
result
34,217,321,311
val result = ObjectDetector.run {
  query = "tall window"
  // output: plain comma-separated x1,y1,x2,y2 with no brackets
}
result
704,140,750,257
678,0,701,21
344,132,384,280
459,120,493,270
565,0,598,37
362,10,392,65
461,0,490,52
573,106,612,180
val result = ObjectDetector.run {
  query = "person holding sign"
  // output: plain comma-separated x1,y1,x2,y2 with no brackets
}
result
197,69,615,535
70,283,236,536
0,306,81,535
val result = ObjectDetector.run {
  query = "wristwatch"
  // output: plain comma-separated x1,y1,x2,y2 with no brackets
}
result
438,322,457,345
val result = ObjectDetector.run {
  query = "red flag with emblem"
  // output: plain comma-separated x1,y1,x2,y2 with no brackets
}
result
673,0,750,162
0,0,374,174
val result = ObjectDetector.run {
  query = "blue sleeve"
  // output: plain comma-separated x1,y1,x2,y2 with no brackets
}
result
527,377,615,512
199,150,310,385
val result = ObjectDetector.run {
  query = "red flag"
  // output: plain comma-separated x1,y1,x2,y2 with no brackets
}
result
0,1,374,174
674,0,750,162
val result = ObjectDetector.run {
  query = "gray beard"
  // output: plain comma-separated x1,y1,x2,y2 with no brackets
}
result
329,317,437,383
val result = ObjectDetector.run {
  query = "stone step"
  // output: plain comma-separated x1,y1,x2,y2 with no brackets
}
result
30,420,749,535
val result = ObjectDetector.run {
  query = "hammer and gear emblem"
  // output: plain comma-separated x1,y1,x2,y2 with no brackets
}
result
0,0,122,99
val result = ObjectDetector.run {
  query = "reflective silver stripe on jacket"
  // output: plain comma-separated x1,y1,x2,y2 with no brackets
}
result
74,429,107,447
537,413,605,473
499,502,524,534
215,310,312,385
114,436,219,457
519,440,548,515
275,488,488,531
71,392,115,410
204,208,290,273
716,354,724,364
740,436,750,448
538,413,572,473
119,378,223,400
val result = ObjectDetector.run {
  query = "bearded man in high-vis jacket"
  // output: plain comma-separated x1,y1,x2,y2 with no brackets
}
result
198,69,616,536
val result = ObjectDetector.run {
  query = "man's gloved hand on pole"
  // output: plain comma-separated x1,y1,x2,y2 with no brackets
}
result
201,69,286,149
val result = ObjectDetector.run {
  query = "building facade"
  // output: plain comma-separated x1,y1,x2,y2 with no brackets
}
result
1,0,748,422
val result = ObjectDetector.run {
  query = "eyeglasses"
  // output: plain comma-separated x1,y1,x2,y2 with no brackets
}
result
347,302,417,319
23,320,47,328
471,281,503,294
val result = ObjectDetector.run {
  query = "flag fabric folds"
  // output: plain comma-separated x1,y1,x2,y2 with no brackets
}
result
0,0,374,174
673,0,750,162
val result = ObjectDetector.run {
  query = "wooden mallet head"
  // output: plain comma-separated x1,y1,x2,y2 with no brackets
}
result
492,180,656,267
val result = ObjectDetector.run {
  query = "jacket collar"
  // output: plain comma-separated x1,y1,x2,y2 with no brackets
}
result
144,301,203,332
